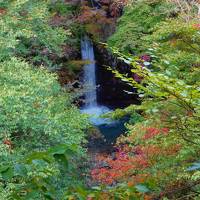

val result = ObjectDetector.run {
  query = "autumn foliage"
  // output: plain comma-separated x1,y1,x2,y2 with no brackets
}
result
90,126,178,186
77,0,128,39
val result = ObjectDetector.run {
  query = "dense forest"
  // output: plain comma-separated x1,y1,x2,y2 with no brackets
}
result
0,0,200,199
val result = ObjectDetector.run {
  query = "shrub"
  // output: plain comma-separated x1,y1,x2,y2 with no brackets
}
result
0,58,89,199
0,58,89,150
108,0,176,53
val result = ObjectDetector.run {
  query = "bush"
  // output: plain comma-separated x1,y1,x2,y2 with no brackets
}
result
0,0,73,69
108,0,176,53
0,58,89,199
0,58,89,150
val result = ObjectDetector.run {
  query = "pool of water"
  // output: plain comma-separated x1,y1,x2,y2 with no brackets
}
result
81,105,128,143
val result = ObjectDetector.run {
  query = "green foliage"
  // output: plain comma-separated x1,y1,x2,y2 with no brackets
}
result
1,0,200,199
65,183,149,200
0,58,89,199
108,0,176,53
0,144,81,200
102,0,200,198
49,0,76,15
128,112,144,125
145,19,200,84
0,58,89,150
0,0,74,69
108,0,200,146
0,1,91,199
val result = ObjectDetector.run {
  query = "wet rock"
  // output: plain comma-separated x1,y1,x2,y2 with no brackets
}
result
94,44,140,108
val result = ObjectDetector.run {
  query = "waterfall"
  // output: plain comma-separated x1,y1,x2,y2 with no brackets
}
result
81,36,111,125
80,0,126,139
81,36,97,107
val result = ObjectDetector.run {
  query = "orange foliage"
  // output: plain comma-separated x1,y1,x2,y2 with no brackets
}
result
91,126,180,186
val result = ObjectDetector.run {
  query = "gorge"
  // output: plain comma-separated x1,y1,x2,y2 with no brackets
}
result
1,0,199,199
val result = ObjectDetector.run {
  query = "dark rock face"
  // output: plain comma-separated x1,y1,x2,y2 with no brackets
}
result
94,44,140,109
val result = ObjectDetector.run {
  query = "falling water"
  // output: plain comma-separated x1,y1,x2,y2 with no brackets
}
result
81,36,127,140
79,1,127,141
81,36,111,125
81,36,97,107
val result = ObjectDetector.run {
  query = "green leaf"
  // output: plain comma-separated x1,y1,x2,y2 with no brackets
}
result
1,167,14,180
48,144,68,155
54,154,68,168
48,144,77,157
26,152,53,164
